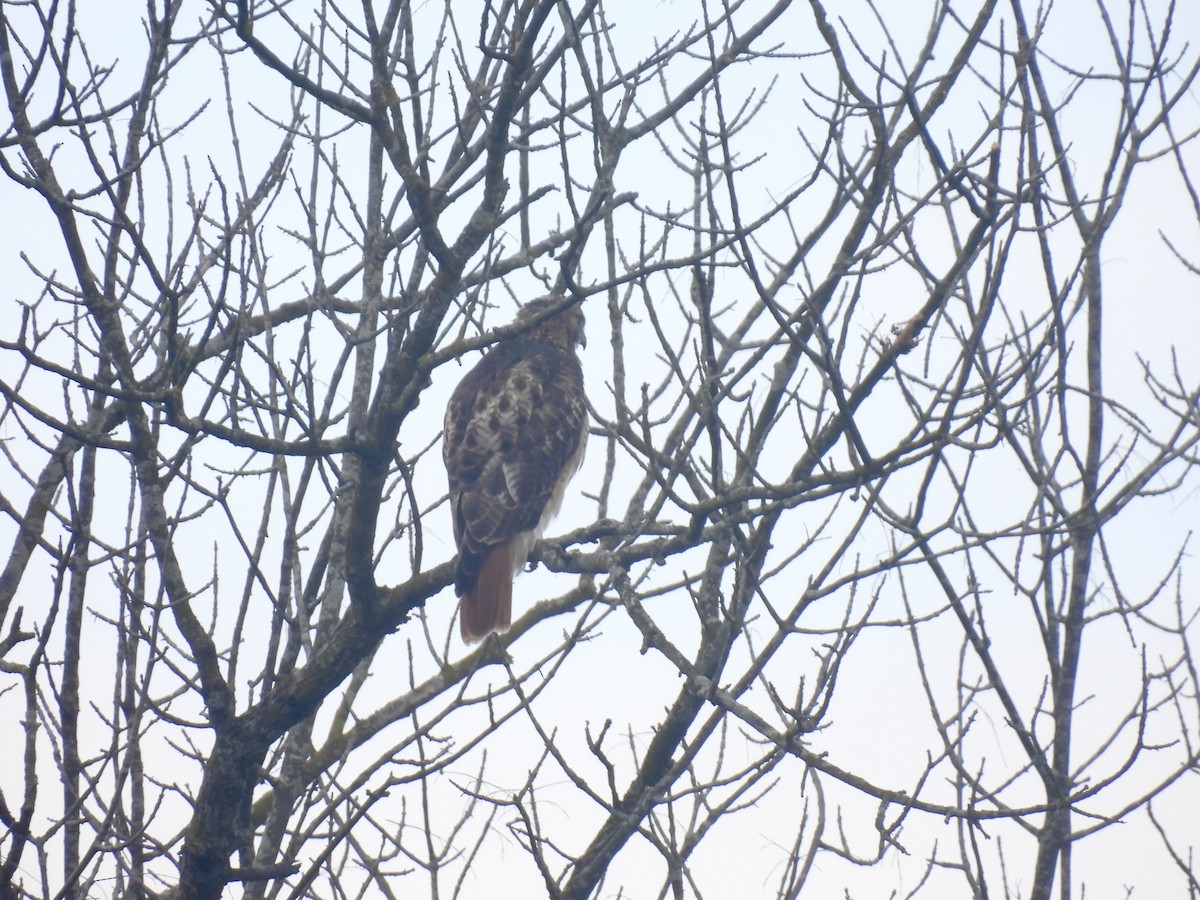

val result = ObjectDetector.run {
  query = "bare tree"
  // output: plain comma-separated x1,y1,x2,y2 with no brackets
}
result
2,1,1199,898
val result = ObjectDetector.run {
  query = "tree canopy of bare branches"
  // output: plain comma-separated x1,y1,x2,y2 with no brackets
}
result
2,1,1199,898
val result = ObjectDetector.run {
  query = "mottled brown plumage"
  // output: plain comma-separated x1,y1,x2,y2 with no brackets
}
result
443,298,588,642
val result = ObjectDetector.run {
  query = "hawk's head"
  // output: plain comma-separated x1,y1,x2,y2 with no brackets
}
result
515,297,586,351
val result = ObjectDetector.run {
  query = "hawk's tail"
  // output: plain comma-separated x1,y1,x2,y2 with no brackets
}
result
460,541,514,642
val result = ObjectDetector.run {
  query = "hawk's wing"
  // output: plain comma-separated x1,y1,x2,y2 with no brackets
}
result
443,337,587,638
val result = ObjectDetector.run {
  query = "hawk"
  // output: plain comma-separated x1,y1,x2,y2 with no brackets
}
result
442,297,588,642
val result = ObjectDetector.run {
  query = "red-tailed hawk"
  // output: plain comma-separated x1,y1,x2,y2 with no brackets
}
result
443,298,588,642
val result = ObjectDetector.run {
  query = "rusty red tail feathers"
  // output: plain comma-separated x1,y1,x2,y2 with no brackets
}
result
458,541,514,642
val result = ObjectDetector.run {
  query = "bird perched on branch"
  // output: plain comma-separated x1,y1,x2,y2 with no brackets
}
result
442,297,588,642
